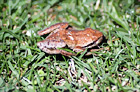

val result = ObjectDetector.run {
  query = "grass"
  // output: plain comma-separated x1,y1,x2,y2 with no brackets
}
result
0,0,140,91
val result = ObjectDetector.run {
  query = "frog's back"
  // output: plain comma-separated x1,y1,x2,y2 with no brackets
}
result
70,28,103,47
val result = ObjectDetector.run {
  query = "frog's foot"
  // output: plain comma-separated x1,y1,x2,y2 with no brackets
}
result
73,46,104,56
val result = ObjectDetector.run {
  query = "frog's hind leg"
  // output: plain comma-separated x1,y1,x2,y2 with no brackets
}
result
84,36,103,49
38,22,69,36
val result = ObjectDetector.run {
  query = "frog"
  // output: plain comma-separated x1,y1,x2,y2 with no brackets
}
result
37,22,103,56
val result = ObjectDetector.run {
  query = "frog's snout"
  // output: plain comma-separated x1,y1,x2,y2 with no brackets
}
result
37,41,44,49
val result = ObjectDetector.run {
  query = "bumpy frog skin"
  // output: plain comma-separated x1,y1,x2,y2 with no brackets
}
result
37,23,103,56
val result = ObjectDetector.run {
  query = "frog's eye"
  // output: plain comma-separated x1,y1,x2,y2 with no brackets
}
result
60,23,69,29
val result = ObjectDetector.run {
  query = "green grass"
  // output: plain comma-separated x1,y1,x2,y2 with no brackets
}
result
0,0,140,91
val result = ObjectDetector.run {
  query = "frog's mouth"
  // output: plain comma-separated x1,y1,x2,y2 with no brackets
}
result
84,36,103,48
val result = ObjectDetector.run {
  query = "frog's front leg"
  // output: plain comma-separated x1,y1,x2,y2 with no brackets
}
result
60,50,76,56
73,46,96,56
73,46,85,53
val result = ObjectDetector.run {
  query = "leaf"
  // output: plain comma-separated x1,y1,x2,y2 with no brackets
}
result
108,6,129,31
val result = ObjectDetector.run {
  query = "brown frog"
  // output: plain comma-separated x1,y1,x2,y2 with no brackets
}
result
37,23,103,56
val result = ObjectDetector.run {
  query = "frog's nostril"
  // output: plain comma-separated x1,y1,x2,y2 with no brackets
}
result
37,42,41,46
